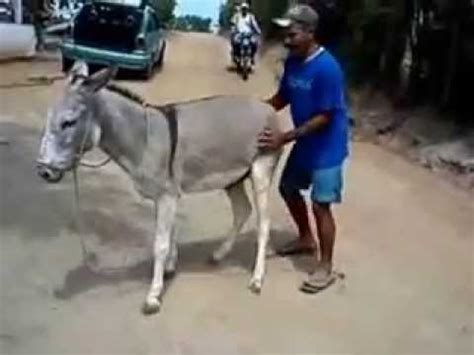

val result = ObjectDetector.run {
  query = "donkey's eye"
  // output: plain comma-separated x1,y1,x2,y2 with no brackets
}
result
60,119,77,130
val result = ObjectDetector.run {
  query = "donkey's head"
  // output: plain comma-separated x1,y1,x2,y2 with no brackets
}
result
37,61,116,183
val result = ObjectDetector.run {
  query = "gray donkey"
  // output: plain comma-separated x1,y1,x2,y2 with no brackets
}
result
37,61,282,314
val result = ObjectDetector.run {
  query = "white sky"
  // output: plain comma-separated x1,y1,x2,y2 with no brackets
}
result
175,0,223,23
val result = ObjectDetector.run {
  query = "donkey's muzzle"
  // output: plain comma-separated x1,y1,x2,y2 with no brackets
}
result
36,163,64,183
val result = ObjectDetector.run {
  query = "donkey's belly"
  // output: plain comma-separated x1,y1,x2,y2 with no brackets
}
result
181,167,250,192
179,150,255,192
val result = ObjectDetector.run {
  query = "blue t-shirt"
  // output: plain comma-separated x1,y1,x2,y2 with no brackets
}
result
279,48,349,170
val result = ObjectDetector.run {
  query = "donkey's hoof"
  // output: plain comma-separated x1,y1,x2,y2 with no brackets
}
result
248,279,262,294
142,298,161,315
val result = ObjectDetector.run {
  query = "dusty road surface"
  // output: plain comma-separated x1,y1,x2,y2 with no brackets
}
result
1,32,473,354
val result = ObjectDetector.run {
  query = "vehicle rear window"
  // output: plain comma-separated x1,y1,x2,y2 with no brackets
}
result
74,4,144,52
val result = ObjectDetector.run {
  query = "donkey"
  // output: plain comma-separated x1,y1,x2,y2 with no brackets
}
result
37,62,282,314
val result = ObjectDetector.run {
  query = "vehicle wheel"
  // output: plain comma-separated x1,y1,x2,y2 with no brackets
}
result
141,62,153,80
62,56,73,73
242,65,249,81
241,58,250,81
157,41,166,69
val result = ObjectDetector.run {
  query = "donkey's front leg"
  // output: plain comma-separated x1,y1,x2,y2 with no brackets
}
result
143,194,178,315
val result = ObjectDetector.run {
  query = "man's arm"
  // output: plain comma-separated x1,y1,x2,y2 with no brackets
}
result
261,62,343,150
251,14,262,35
259,112,331,150
230,13,237,25
282,113,330,143
265,92,288,112
230,13,238,32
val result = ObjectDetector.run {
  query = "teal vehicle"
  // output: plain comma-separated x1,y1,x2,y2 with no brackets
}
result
61,0,166,78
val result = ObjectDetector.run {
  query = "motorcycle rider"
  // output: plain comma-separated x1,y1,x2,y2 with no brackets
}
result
230,2,261,65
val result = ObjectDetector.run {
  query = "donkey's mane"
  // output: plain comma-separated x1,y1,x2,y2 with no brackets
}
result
105,83,221,108
106,83,146,105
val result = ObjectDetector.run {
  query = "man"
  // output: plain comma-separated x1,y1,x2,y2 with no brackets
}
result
230,2,261,64
259,4,349,293
28,0,46,51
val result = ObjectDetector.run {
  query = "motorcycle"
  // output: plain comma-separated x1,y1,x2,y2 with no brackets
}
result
233,32,253,81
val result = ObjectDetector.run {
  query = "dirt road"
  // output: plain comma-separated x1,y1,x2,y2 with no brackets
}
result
1,32,473,354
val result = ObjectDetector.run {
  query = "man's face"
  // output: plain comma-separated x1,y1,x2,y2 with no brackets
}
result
284,23,313,57
242,7,248,16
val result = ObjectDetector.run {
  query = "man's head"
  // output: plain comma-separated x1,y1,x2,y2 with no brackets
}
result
241,2,249,15
273,5,319,57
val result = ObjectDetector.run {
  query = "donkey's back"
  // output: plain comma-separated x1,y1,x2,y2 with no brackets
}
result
172,96,279,192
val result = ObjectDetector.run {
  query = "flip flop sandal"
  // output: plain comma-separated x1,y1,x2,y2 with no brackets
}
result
299,272,337,294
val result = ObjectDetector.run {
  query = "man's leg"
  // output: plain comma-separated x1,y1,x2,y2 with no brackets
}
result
282,194,314,247
33,14,45,52
277,164,316,255
312,202,335,268
301,165,343,292
231,33,238,63
231,39,236,61
251,36,257,65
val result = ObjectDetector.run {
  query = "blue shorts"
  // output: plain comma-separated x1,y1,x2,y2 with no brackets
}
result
279,164,344,203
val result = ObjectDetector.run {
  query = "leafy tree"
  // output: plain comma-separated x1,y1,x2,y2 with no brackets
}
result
173,15,212,33
151,0,177,26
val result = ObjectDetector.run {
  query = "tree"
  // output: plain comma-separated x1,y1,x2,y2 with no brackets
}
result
152,0,177,26
218,0,237,30
252,0,288,36
173,15,212,33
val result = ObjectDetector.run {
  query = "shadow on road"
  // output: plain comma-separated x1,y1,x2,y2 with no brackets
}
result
53,228,313,300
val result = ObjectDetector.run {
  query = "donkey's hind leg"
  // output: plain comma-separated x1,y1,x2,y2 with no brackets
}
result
248,153,279,294
210,180,252,263
164,228,178,277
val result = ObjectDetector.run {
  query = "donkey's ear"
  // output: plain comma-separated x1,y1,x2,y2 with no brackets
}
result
68,61,89,84
82,66,118,92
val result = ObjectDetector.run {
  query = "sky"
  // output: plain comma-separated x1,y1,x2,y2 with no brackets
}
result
175,0,222,23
